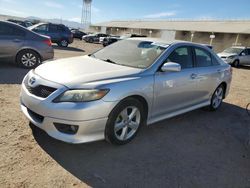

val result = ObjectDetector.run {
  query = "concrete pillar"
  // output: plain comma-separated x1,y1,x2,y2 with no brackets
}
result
190,32,195,42
235,34,240,45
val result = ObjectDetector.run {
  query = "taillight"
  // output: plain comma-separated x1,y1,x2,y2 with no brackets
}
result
230,66,233,74
43,39,52,46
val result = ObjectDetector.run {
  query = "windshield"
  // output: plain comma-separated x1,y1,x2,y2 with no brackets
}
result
223,48,243,54
92,40,168,69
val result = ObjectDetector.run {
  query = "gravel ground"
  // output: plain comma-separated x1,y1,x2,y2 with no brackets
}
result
0,40,250,188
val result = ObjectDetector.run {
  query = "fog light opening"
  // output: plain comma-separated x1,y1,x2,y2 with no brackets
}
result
54,123,79,135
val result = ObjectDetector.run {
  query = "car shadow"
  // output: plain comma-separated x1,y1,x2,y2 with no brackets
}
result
238,65,250,70
52,45,85,52
0,62,30,84
31,102,250,188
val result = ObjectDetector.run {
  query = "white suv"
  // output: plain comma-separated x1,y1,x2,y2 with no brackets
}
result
217,46,250,67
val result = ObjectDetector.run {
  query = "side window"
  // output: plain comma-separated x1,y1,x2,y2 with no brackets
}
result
58,25,65,32
194,48,212,67
34,24,48,32
0,23,25,37
245,48,250,55
247,49,250,55
49,24,58,32
166,46,193,69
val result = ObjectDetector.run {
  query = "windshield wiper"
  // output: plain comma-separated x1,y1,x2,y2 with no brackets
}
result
101,58,118,65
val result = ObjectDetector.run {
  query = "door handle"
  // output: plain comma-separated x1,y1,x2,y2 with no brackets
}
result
13,39,21,43
190,73,197,79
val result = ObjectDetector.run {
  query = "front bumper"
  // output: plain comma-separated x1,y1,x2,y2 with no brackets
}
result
220,57,234,64
20,72,117,143
21,104,107,143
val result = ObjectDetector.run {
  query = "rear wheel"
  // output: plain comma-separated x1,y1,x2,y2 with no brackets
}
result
89,38,94,43
209,85,225,111
59,39,68,47
16,50,40,69
105,98,145,145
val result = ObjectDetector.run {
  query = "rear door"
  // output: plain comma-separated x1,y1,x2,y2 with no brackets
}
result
48,24,61,43
192,47,221,103
153,46,199,117
0,22,25,61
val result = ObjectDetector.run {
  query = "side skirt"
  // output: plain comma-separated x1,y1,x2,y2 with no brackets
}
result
147,101,210,126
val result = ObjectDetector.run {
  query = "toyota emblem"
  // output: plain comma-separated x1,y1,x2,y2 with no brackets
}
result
29,77,36,85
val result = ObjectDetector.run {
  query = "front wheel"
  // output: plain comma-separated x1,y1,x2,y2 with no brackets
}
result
209,85,225,111
105,98,145,145
233,60,240,68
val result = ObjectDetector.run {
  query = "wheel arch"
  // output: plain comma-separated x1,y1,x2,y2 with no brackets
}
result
219,82,227,99
15,48,42,63
120,95,149,120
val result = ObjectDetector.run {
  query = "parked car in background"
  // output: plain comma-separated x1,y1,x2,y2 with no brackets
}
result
7,19,33,28
82,33,109,43
217,46,250,67
29,23,73,47
102,36,121,47
20,38,231,145
71,29,87,40
0,21,54,68
102,34,147,47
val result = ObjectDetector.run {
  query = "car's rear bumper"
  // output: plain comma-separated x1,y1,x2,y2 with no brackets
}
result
41,47,54,61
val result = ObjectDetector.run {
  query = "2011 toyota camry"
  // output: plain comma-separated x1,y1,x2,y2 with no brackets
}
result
20,38,232,145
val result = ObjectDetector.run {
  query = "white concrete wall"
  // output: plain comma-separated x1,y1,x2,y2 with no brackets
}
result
160,30,176,41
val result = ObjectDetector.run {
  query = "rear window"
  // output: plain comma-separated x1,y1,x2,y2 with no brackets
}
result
0,23,25,37
194,48,212,67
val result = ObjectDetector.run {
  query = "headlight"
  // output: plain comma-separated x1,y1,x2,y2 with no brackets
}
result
53,89,109,103
228,56,236,59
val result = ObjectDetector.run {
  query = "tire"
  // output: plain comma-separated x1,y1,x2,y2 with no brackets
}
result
16,50,40,69
233,60,240,68
59,39,68,47
209,85,225,111
105,98,146,145
89,38,94,43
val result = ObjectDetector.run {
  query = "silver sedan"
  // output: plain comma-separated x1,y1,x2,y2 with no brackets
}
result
20,38,232,145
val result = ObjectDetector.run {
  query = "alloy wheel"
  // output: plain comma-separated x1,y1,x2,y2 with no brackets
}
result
21,53,38,67
212,86,223,109
114,106,141,141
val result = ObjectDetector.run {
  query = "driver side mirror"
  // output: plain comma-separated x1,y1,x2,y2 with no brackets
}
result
241,52,246,56
161,62,181,72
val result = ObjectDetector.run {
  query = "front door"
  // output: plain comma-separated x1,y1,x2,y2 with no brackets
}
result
152,46,198,118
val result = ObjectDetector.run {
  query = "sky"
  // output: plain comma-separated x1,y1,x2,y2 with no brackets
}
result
0,0,250,23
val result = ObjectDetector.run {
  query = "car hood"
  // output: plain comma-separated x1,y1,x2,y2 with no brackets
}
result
217,52,238,57
34,55,142,88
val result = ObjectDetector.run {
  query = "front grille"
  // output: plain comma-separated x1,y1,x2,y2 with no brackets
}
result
27,109,44,123
25,83,57,98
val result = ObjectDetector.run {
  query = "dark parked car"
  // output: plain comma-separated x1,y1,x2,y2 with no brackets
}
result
102,36,121,47
0,21,54,68
102,34,147,47
7,19,33,28
82,33,109,43
29,23,73,47
71,29,87,39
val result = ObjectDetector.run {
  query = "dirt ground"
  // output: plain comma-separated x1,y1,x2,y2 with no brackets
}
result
0,40,250,188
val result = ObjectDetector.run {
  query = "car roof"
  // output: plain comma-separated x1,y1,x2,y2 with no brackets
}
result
127,37,200,46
